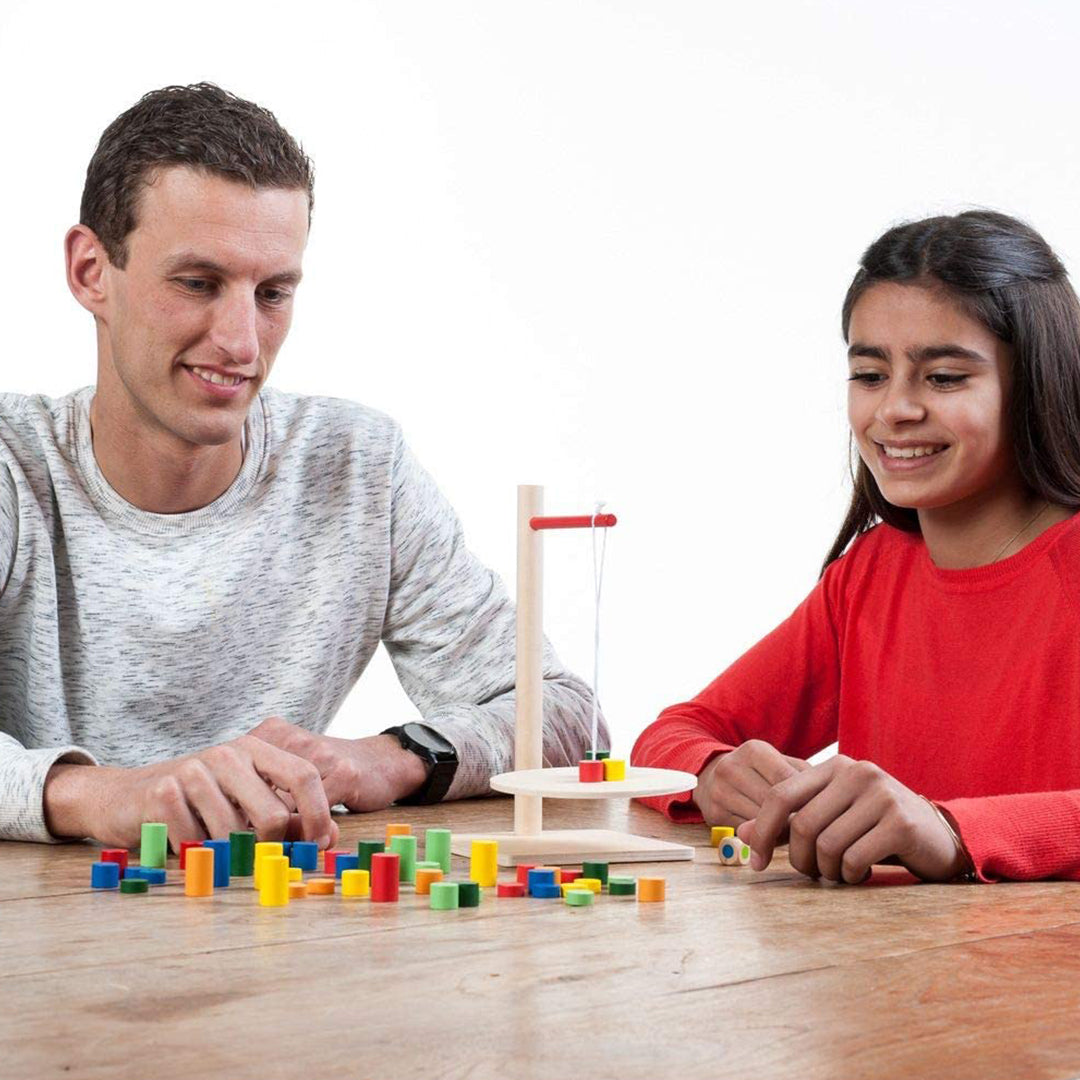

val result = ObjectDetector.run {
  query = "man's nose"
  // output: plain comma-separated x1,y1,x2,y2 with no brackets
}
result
209,292,260,367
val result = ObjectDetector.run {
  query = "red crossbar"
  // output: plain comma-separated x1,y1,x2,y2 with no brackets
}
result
530,514,617,530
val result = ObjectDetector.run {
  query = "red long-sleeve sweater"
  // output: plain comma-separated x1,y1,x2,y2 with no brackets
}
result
631,514,1080,882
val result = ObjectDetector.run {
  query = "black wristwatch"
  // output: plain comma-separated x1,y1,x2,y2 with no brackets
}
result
382,723,459,805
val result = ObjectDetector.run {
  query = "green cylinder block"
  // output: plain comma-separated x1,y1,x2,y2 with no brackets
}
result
229,831,255,877
139,823,168,869
565,888,595,906
120,878,149,894
457,880,481,907
389,835,418,883
608,876,637,896
424,828,452,874
429,882,460,910
582,861,609,886
356,840,385,874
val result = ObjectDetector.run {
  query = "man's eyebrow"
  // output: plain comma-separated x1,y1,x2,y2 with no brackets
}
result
847,342,990,364
161,251,303,286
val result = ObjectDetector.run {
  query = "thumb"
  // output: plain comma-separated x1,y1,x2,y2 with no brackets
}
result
737,819,756,845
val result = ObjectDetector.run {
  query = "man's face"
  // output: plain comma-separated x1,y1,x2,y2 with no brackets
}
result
97,166,309,447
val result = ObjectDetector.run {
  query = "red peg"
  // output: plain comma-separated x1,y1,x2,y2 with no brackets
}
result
371,853,401,902
101,848,129,873
530,514,617,531
579,760,605,782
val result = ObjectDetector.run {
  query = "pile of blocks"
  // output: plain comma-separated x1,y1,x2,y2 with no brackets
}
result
711,826,752,865
88,822,667,910
577,750,627,783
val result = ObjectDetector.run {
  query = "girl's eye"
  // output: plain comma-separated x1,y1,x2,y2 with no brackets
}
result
928,373,968,386
848,372,884,384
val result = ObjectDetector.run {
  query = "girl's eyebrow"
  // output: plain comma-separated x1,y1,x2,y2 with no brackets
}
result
847,342,991,364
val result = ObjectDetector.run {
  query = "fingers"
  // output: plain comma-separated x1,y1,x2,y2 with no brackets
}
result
835,823,897,884
746,759,837,871
800,798,878,882
172,758,248,841
231,736,334,848
140,773,210,851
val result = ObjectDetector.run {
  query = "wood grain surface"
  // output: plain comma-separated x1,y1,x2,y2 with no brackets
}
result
2,796,1078,1080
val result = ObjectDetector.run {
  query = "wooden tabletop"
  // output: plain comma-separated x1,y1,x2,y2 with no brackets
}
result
3,795,1079,1080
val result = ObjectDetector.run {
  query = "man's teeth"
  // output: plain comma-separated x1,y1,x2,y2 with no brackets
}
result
881,444,946,459
191,367,243,387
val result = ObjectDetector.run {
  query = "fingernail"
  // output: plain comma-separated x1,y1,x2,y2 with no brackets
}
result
751,853,766,871
317,834,331,850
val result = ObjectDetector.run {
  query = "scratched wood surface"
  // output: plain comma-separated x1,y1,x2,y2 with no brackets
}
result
2,796,1079,1080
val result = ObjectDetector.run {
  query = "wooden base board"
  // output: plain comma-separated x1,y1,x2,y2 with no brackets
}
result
450,829,695,866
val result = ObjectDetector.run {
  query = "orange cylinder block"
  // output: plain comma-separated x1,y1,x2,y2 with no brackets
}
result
184,846,215,897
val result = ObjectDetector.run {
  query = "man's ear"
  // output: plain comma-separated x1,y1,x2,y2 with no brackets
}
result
65,224,113,315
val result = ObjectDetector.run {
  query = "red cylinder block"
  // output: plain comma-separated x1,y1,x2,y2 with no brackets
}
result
579,760,605,782
497,882,526,898
179,841,203,870
101,848,129,873
371,853,401,902
561,868,583,884
324,849,350,876
515,863,538,886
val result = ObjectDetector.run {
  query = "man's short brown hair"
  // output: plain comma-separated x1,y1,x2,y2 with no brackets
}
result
79,82,314,268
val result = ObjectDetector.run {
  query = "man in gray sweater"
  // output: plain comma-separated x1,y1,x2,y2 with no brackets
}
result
0,83,602,851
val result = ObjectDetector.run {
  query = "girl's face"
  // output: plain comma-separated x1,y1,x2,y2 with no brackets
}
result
846,281,1018,513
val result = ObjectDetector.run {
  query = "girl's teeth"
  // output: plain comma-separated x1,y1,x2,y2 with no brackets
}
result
882,444,945,459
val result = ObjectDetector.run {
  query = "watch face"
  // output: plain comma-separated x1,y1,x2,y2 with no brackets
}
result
403,723,455,757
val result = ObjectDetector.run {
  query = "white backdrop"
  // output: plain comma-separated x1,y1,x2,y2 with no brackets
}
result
3,1,1080,758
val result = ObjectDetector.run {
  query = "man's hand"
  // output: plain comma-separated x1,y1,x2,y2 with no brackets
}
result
43,735,340,852
247,717,429,812
693,739,811,829
737,755,968,883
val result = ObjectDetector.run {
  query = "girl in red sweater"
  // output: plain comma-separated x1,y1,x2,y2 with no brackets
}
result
632,211,1080,883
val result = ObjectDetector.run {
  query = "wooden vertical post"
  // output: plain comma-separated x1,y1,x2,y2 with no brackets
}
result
515,484,544,836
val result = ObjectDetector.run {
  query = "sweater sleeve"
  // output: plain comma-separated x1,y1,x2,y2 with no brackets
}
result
631,551,848,822
940,791,1080,882
0,462,97,842
379,432,603,800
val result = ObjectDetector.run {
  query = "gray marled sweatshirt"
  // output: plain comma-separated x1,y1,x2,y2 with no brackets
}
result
0,386,604,842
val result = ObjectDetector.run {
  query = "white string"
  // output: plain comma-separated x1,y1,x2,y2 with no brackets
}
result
590,500,608,754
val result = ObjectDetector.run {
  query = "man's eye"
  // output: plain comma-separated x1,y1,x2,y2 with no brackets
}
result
179,278,214,293
259,289,290,305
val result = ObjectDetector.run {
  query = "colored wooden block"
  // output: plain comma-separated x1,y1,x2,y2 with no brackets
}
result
515,864,538,886
334,854,360,879
430,882,460,910
582,861,609,886
578,760,604,782
531,883,562,899
307,878,335,895
527,868,556,895
288,867,303,882
385,823,412,846
229,831,255,876
638,877,666,903
415,868,444,895
91,862,120,889
202,839,231,888
254,842,284,889
469,840,498,887
416,861,441,871
356,840,385,874
178,841,203,870
280,842,293,862
608,876,637,896
603,758,627,782
584,750,610,760
388,835,418,883
139,823,167,869
288,881,308,899
719,838,740,865
496,882,526,898
185,847,215,897
564,888,594,906
711,826,735,847
120,878,148,894
100,849,129,873
535,865,562,884
560,868,583,884
290,841,318,871
737,842,752,866
574,878,603,894
341,869,371,897
371,853,400,902
259,855,290,907
126,867,166,885
424,828,452,875
323,849,349,876
458,881,481,907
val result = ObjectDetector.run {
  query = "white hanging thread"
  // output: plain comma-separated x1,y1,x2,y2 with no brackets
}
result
590,500,608,754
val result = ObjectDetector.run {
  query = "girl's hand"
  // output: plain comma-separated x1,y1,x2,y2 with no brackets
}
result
737,755,968,883
693,739,811,829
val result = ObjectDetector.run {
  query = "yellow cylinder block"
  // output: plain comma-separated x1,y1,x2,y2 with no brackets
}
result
574,877,602,893
341,869,371,897
259,855,290,907
603,758,627,781
184,846,214,897
253,841,284,889
288,866,303,882
469,840,499,887
711,826,735,847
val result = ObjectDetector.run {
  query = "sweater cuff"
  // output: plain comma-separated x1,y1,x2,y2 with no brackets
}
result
0,745,99,843
632,740,732,822
413,709,512,803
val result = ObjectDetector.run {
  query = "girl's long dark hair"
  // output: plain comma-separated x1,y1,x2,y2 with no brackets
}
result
821,210,1080,577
